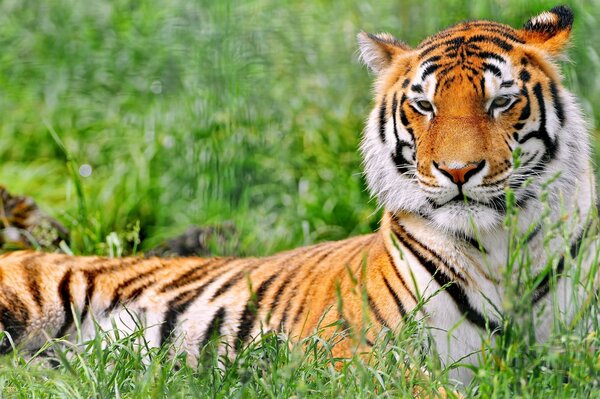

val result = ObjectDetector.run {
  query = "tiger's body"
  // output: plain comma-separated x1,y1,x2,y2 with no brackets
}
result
0,6,598,386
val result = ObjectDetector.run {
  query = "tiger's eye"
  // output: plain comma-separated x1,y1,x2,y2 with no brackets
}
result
417,100,434,112
491,96,510,108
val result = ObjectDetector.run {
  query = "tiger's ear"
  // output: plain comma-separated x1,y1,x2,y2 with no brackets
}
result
357,32,411,73
520,5,574,57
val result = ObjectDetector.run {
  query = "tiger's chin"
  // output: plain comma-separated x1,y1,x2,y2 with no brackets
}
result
425,202,505,237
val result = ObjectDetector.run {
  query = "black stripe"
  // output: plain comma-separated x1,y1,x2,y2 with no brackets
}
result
268,272,294,316
418,36,465,59
437,62,457,79
391,93,400,142
421,55,442,66
466,75,479,94
500,80,514,88
106,264,166,314
78,261,133,323
235,273,279,349
549,80,565,127
81,271,97,323
159,271,231,346
123,282,153,303
479,76,486,97
209,260,262,301
160,292,192,345
417,44,440,59
391,216,468,283
378,95,387,143
393,227,501,332
279,302,291,331
367,295,390,329
463,160,486,182
410,84,423,93
464,235,487,254
532,229,586,304
288,301,305,331
122,260,225,311
55,271,74,338
503,136,514,152
467,35,513,51
383,243,418,304
199,307,226,350
520,83,557,162
391,93,413,175
382,275,407,317
0,306,24,354
476,27,524,44
417,31,454,49
392,140,414,174
25,265,43,309
513,187,536,208
80,271,97,323
158,259,221,293
0,289,29,353
517,86,531,122
421,63,441,80
476,51,507,63
482,62,502,77
524,224,542,244
462,64,480,75
399,95,410,127
519,69,531,82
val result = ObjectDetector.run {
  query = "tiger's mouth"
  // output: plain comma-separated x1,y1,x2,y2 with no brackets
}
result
423,189,509,235
449,194,477,203
429,192,507,213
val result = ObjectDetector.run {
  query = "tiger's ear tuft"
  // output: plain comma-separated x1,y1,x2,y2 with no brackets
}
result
520,5,574,57
357,32,410,73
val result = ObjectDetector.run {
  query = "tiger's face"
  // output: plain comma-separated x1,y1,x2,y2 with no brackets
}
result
359,6,582,235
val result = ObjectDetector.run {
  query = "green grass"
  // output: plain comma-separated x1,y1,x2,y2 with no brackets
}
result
0,0,599,397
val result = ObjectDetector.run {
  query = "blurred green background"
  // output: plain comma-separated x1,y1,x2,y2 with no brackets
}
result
0,0,598,256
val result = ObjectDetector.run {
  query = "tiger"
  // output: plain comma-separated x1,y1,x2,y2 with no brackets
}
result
0,5,597,387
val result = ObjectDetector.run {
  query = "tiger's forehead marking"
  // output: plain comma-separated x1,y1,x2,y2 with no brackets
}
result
416,20,525,55
405,21,526,96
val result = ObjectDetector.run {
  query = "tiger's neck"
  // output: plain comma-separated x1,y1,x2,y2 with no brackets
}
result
381,160,596,287
378,171,596,384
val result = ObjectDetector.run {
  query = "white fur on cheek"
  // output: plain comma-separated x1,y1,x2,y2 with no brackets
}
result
361,106,431,215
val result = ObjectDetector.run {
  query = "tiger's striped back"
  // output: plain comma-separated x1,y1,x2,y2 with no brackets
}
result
0,234,395,362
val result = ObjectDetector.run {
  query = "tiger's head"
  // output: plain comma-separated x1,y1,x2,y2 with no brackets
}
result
359,6,590,235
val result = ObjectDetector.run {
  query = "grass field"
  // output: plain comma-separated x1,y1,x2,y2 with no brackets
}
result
0,0,599,397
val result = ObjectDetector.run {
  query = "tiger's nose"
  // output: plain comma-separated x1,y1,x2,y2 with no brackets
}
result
433,160,485,185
